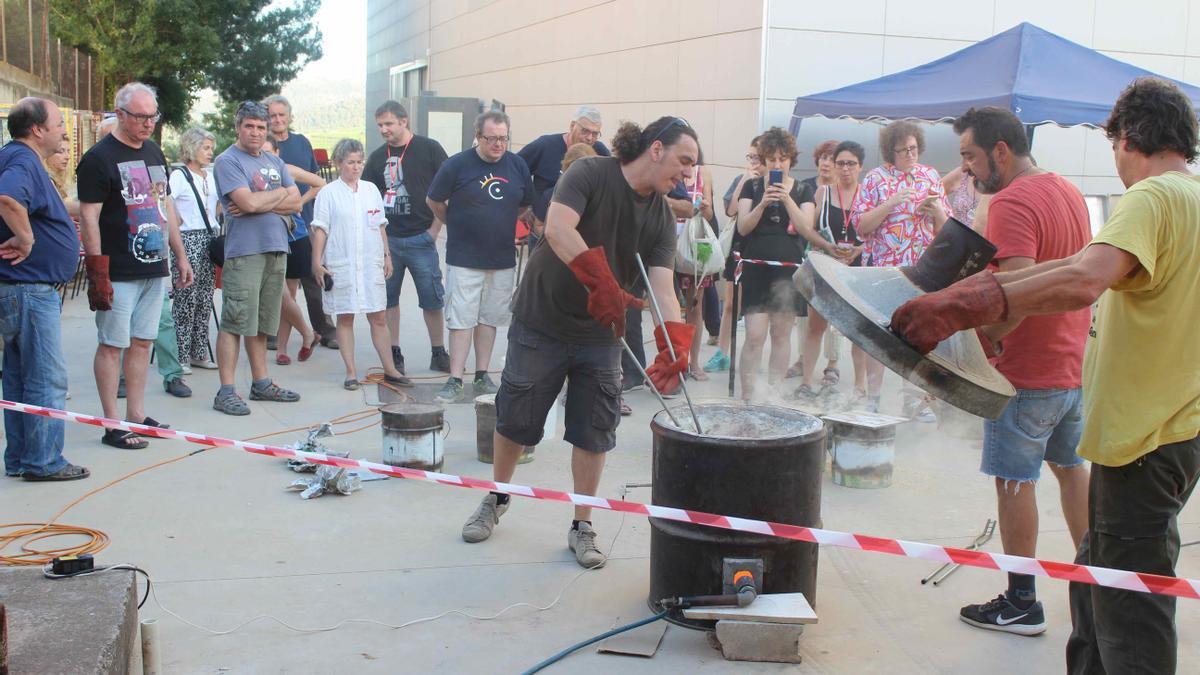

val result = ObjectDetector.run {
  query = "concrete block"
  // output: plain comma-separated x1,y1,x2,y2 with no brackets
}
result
0,567,137,675
714,619,804,664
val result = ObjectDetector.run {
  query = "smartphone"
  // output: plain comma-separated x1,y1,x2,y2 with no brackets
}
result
323,273,334,291
769,169,784,185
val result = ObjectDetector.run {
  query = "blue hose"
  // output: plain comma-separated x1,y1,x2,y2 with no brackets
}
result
521,609,671,674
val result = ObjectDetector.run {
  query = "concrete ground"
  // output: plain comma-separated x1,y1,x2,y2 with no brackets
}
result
2,266,1198,674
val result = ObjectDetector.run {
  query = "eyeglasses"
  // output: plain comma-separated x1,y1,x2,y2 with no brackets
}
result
119,107,161,124
576,126,601,141
480,135,510,145
835,160,860,168
893,145,920,156
651,117,691,144
745,154,762,163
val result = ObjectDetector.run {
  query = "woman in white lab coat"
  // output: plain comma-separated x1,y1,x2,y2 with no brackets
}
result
310,139,410,390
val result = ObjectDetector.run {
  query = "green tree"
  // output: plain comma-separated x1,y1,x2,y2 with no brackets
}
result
49,0,322,130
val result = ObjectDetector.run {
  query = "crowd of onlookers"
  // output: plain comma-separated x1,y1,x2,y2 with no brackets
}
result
1,81,982,478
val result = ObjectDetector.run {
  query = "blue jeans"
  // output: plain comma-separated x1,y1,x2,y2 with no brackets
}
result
0,283,69,476
384,232,445,310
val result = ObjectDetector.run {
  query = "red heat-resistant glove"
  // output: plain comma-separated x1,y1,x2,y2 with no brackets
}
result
646,321,694,393
890,270,1009,355
567,246,643,336
85,254,113,312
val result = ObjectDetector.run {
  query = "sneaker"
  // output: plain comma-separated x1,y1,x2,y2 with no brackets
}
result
621,378,644,393
320,335,339,350
164,378,192,398
474,373,498,396
703,350,730,372
568,522,607,568
436,378,464,403
391,346,405,374
190,359,218,370
959,594,1046,636
462,493,508,543
430,348,451,373
181,364,193,375
249,381,301,402
266,335,277,351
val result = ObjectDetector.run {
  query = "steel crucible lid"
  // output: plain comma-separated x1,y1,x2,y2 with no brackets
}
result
795,254,1015,419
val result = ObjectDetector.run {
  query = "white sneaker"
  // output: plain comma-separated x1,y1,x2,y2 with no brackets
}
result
568,522,607,568
190,359,218,370
181,365,193,375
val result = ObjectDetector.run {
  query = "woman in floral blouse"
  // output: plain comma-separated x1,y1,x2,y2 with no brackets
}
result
849,121,951,417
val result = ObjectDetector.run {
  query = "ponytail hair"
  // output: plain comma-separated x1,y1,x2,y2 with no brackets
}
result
610,116,700,164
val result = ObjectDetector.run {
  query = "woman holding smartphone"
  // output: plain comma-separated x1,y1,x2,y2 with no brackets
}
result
850,120,951,417
735,127,834,401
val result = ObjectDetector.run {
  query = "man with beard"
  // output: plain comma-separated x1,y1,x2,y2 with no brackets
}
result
948,107,1092,636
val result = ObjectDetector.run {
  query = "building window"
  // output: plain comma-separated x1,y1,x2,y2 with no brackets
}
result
389,61,428,99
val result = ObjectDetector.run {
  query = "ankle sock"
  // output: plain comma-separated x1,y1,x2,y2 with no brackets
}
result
491,491,509,505
252,377,271,390
1007,573,1036,609
572,520,591,531
217,384,236,398
474,370,488,381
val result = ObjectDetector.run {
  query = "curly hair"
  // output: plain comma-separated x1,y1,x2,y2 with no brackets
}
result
610,116,699,164
1104,77,1199,162
879,120,925,165
811,139,838,166
757,127,798,165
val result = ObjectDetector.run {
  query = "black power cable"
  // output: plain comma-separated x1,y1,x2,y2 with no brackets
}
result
44,563,152,609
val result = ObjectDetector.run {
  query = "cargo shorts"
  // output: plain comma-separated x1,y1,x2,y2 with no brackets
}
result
495,319,622,453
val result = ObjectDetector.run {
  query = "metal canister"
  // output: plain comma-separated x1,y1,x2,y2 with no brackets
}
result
380,403,444,471
473,394,534,464
822,411,908,489
648,403,825,629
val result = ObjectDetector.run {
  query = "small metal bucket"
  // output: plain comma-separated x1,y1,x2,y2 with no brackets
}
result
474,394,535,464
381,403,444,471
822,411,908,489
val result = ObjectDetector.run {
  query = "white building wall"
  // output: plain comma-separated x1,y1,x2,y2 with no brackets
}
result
765,0,1199,195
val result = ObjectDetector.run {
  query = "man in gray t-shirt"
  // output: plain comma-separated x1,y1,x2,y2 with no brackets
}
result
210,101,302,416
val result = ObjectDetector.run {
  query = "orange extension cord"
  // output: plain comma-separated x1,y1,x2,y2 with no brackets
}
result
0,401,396,566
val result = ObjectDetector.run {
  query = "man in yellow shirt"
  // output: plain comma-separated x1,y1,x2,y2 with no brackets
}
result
890,77,1200,674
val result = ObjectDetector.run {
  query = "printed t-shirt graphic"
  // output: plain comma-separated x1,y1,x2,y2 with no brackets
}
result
383,144,411,215
118,160,168,262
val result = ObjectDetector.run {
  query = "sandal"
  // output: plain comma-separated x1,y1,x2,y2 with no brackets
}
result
619,397,632,416
24,463,90,481
213,392,251,416
689,367,709,381
249,381,301,402
784,359,804,379
276,354,292,366
343,378,360,391
821,367,841,386
102,428,149,450
134,416,170,438
792,384,819,402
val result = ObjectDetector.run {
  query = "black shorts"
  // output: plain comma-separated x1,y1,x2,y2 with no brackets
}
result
495,320,622,453
285,236,312,280
738,264,806,316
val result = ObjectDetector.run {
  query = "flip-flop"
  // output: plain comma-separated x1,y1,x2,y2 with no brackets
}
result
102,428,148,450
134,416,170,438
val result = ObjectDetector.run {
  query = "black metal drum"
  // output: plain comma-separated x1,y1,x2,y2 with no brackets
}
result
648,403,825,629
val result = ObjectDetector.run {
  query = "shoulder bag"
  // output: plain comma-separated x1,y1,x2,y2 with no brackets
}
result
174,165,225,267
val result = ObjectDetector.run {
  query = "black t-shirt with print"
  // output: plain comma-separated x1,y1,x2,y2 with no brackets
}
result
76,134,171,281
364,134,448,239
512,156,676,345
738,177,814,263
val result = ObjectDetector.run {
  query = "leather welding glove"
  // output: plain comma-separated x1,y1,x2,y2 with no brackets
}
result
646,321,694,393
84,254,113,312
567,246,643,336
890,270,1008,355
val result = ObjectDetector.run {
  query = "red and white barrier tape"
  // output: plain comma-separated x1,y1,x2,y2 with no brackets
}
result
732,251,802,284
4,398,1198,600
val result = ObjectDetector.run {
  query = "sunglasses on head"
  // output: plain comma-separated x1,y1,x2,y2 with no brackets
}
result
650,117,691,144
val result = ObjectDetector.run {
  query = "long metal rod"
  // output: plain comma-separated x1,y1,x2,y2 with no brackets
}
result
728,279,739,398
618,337,681,428
921,518,997,586
634,253,704,434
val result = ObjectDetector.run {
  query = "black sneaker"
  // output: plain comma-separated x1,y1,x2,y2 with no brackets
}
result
430,348,450,373
391,346,405,374
621,378,644,393
959,594,1046,636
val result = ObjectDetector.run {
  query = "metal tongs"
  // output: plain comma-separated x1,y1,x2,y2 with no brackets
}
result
921,518,997,586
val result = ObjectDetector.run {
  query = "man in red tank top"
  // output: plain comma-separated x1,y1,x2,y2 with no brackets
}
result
950,107,1092,637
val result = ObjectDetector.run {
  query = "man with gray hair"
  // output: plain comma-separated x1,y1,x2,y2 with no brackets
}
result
77,81,192,449
210,100,303,415
264,93,337,350
427,110,533,402
0,97,89,479
517,105,610,231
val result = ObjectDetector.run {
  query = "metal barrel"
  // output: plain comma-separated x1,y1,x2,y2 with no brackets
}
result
648,403,825,629
473,394,534,464
380,402,445,471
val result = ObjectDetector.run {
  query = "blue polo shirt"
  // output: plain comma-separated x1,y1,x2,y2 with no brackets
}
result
275,131,319,225
0,141,78,284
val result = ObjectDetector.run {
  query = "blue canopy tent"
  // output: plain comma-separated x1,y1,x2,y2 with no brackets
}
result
789,22,1200,134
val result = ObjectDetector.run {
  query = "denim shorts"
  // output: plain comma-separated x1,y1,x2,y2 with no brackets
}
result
495,320,622,453
96,277,165,347
982,387,1086,482
385,232,445,310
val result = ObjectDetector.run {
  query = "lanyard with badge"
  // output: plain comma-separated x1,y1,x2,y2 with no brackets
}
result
384,141,409,208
